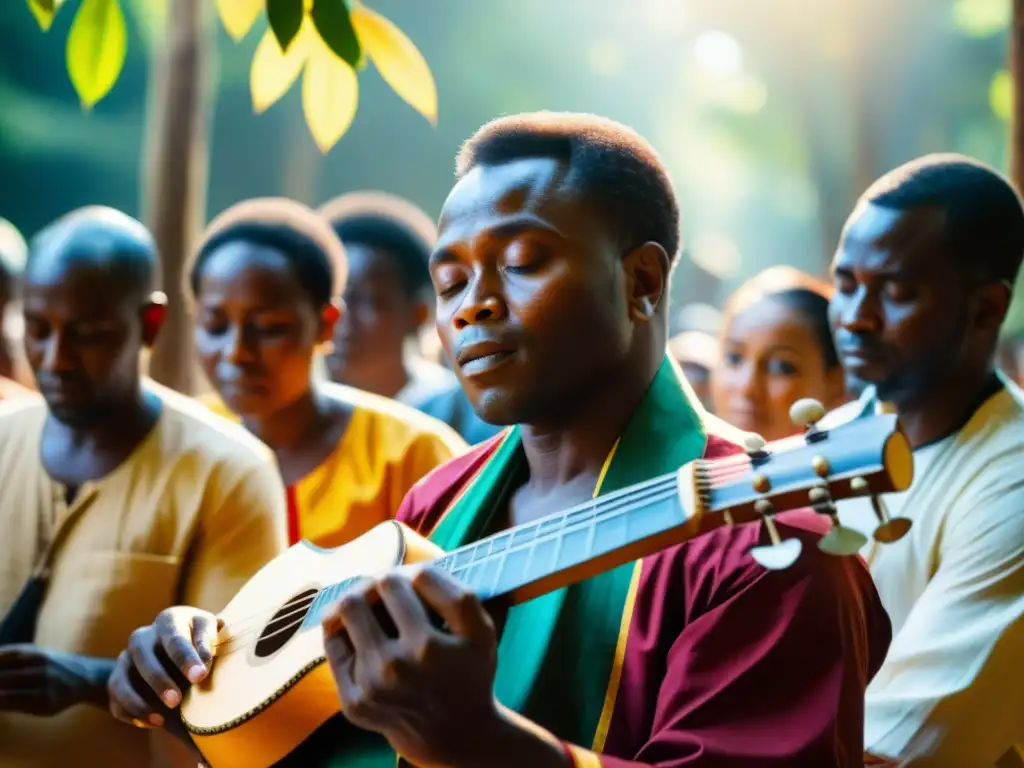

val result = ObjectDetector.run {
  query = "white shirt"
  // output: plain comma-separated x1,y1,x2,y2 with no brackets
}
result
829,377,1024,766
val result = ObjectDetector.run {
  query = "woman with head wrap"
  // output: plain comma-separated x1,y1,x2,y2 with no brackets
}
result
192,198,467,548
318,191,501,444
710,266,846,441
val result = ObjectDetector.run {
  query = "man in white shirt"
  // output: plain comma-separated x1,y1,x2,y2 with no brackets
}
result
828,154,1024,766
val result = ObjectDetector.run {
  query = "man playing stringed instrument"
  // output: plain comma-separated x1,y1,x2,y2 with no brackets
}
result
109,113,892,767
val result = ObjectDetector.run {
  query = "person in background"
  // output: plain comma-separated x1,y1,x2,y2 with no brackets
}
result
671,301,722,339
319,191,501,444
0,206,287,768
710,266,846,441
825,154,1024,765
112,111,890,767
193,197,467,549
0,217,32,390
667,329,717,410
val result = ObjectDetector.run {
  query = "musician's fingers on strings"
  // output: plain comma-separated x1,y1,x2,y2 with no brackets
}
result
409,565,495,644
157,610,211,685
333,588,389,655
376,572,431,640
108,651,161,727
128,627,183,710
323,623,355,668
192,613,220,668
321,601,346,639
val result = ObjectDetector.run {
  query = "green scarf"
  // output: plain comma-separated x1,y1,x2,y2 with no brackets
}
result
296,355,705,767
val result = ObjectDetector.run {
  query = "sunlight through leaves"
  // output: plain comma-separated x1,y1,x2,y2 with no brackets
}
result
26,0,437,151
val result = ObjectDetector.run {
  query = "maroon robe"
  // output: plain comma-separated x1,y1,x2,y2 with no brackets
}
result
394,429,891,766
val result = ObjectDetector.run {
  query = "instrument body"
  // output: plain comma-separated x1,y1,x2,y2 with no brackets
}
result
184,523,440,768
181,409,914,768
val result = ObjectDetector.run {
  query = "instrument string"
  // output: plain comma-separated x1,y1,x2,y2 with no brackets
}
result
211,452,760,655
214,479,701,658
214,477,686,653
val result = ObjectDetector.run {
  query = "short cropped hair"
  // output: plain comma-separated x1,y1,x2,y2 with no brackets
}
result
330,214,432,299
27,206,158,299
191,198,346,307
860,153,1024,285
456,112,681,262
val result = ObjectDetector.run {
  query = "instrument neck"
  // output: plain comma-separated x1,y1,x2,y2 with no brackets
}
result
306,469,701,629
431,471,684,601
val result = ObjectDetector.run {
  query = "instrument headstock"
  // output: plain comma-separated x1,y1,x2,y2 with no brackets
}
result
689,398,914,570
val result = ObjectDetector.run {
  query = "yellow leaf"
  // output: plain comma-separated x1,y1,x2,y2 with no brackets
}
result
66,0,127,109
251,21,313,113
350,5,437,125
27,0,67,31
302,41,358,153
215,0,263,41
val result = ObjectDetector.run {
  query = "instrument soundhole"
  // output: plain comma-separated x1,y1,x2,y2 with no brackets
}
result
254,588,319,658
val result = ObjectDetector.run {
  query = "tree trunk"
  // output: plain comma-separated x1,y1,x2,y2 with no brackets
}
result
1012,0,1024,190
141,0,213,394
1004,0,1024,337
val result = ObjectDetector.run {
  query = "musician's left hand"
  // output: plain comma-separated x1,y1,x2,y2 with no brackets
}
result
0,644,112,717
321,565,503,768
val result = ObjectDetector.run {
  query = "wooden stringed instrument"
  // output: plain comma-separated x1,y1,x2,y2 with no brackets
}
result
180,400,914,768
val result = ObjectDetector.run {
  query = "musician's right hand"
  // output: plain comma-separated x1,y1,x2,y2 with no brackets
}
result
107,606,219,728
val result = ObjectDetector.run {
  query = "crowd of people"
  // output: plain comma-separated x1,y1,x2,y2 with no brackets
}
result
0,111,1022,767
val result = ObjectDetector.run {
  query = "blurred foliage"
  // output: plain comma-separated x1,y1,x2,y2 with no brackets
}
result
0,0,1021,332
20,0,435,151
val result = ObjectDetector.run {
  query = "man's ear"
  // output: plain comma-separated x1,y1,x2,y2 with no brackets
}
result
623,241,670,324
141,291,168,348
973,280,1012,335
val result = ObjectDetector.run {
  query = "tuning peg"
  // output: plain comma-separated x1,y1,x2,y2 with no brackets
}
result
819,524,869,556
849,476,912,543
790,398,826,430
749,499,803,570
742,433,770,466
869,496,912,543
809,485,868,556
743,433,767,453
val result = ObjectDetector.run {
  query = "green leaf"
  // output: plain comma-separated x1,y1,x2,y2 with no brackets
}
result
27,0,66,31
310,0,361,67
66,0,128,108
267,0,304,53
